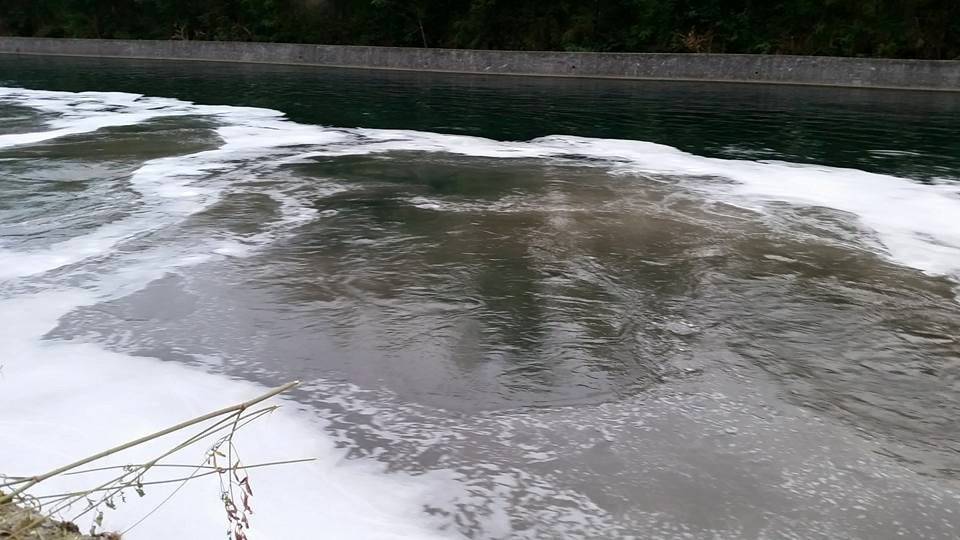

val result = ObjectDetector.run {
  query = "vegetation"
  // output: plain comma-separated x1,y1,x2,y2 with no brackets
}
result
1,382,306,540
0,0,958,59
0,501,107,540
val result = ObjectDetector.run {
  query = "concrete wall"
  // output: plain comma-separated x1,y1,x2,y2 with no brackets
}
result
1,37,959,91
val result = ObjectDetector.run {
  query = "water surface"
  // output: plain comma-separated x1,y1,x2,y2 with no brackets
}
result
1,55,959,539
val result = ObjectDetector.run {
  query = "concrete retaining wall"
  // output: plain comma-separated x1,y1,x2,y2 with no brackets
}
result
1,37,959,91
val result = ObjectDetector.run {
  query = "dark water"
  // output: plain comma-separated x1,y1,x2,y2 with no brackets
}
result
1,55,960,539
3,55,960,181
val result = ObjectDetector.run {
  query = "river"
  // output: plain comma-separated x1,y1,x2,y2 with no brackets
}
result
1,55,959,539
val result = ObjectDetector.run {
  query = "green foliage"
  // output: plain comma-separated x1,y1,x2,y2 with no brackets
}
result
0,0,957,58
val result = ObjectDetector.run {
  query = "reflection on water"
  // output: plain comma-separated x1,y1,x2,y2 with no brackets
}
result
2,58,960,538
2,54,959,182
57,150,959,475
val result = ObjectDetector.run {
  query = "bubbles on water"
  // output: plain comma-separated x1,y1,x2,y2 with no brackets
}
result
3,85,960,538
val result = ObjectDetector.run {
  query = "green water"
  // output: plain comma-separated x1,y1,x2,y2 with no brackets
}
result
3,55,960,181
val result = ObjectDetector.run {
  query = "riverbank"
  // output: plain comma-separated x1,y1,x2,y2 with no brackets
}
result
1,37,958,91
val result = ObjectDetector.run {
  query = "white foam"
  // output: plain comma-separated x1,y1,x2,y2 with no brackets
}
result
5,85,956,281
0,291,449,540
302,129,960,281
0,89,349,280
0,87,451,538
531,136,960,279
2,84,960,538
0,89,189,148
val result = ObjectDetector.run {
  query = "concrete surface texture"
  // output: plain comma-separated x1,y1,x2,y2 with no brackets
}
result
1,37,958,90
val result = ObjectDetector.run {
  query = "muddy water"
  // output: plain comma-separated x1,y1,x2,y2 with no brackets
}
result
1,56,959,539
